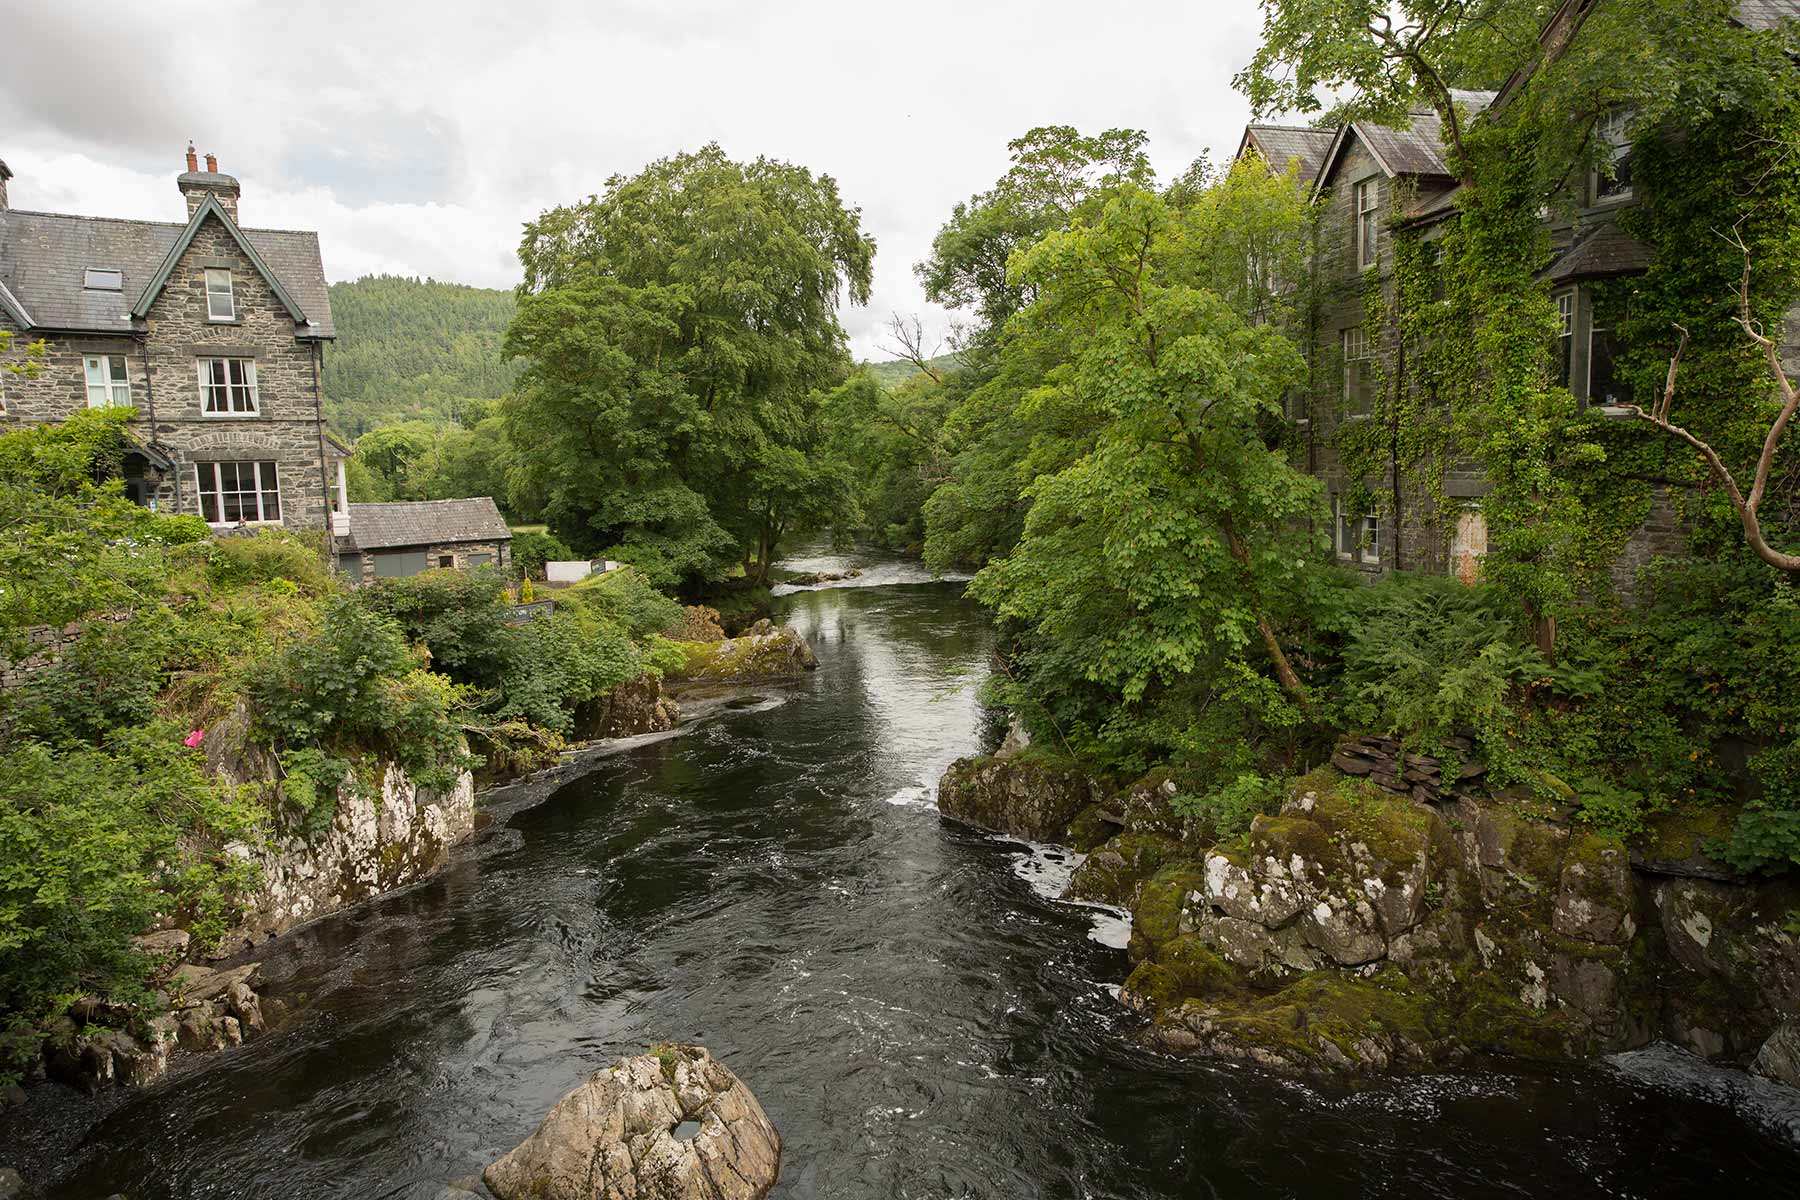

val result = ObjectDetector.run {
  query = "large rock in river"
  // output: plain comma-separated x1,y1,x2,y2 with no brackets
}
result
485,1044,780,1200
936,752,1108,843
672,621,818,683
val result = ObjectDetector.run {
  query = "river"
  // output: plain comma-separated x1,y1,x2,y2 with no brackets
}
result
17,552,1800,1198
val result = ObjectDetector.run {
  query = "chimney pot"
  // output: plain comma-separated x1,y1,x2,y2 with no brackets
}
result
205,153,217,173
186,142,198,172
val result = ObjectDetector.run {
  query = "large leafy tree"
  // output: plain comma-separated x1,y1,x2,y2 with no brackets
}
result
917,127,1157,570
502,144,874,586
969,177,1324,769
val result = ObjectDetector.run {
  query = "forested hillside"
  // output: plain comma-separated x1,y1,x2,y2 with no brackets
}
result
321,276,520,436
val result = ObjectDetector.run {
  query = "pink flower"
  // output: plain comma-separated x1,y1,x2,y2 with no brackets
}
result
183,729,206,748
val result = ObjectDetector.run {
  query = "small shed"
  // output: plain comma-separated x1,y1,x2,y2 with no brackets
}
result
336,497,512,582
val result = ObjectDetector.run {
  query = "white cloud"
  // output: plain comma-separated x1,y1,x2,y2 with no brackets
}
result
1,0,1267,359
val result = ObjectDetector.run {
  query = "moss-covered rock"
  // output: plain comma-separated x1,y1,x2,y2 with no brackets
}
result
1065,804,1123,852
1065,833,1185,907
935,751,1107,843
669,623,818,682
1128,862,1208,960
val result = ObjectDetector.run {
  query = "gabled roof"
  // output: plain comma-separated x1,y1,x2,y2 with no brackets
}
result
1732,0,1800,32
131,194,311,329
1542,220,1655,283
1237,125,1337,187
0,203,334,337
344,497,512,551
1310,93,1496,200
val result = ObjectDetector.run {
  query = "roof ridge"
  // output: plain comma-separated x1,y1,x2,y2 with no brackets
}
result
1,208,320,237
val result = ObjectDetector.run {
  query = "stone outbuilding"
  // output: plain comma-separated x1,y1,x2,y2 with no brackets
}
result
335,496,512,582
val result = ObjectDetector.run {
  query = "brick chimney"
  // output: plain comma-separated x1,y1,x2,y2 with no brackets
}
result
177,145,240,223
0,158,11,211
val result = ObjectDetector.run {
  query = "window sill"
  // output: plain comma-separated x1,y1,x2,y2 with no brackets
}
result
205,520,282,530
207,317,242,326
199,411,262,419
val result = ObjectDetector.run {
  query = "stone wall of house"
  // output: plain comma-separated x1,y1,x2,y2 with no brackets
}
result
347,538,512,584
0,213,336,532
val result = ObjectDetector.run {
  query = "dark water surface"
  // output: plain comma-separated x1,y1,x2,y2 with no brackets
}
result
20,555,1800,1198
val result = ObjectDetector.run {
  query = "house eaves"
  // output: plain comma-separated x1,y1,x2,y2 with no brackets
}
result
0,278,33,329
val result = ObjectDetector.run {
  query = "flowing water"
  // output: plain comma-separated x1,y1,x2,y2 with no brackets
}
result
14,552,1800,1198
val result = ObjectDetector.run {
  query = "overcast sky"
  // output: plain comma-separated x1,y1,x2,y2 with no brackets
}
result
1,0,1268,360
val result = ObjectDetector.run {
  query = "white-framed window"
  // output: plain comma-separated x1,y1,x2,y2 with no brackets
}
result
1355,178,1380,269
83,354,131,408
1342,326,1373,413
1591,110,1633,205
195,460,280,525
197,357,258,415
205,268,235,321
84,268,123,291
1332,495,1381,565
1554,290,1575,388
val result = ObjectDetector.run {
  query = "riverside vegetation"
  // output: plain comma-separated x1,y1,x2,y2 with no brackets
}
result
6,0,1800,1119
0,409,790,1088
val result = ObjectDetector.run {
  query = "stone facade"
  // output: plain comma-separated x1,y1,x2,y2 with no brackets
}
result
0,159,340,532
340,536,512,583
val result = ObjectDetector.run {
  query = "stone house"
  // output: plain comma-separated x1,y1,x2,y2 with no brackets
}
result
0,147,346,532
1240,0,1800,584
336,496,513,583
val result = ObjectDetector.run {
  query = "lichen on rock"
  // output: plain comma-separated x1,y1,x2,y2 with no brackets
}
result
670,622,819,683
484,1043,780,1200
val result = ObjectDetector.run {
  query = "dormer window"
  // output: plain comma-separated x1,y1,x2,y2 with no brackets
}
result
205,268,235,321
84,268,123,291
1591,110,1634,205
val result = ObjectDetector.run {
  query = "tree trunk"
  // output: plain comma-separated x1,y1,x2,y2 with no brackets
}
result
1219,511,1313,713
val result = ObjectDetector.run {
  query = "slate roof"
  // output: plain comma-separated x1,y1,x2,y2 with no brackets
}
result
1239,125,1337,187
0,205,334,337
344,498,512,551
1736,0,1800,31
1542,220,1655,283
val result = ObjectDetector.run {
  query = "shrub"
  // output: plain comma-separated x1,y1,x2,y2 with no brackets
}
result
0,723,265,1073
1330,573,1545,755
494,611,639,733
245,597,415,745
511,529,575,580
563,566,686,639
205,529,332,594
357,569,514,683
1173,772,1288,839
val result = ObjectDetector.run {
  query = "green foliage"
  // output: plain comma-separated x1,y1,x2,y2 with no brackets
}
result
321,275,520,438
968,175,1323,770
510,529,575,580
504,144,873,585
562,567,686,641
204,529,332,595
0,723,262,1060
1173,772,1289,839
1330,573,1546,754
1572,776,1654,839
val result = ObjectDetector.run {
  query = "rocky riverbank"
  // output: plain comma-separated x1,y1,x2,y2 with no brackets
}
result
936,746,1800,1085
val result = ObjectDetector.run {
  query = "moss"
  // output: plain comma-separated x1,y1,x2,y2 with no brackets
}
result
1124,936,1241,1010
1633,804,1736,863
1201,966,1444,1067
1065,805,1120,852
1250,813,1332,869
1561,832,1629,903
1067,834,1186,906
1130,861,1208,955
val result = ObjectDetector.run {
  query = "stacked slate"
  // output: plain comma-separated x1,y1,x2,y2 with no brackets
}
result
1330,734,1487,804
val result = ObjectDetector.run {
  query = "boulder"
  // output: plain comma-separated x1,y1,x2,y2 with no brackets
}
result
130,928,192,957
1065,834,1184,907
484,1044,779,1200
1754,1020,1800,1088
572,674,680,740
935,753,1107,843
672,626,819,682
170,962,262,1006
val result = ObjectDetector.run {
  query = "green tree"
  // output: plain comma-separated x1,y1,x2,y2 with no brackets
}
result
503,144,873,586
969,180,1324,768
